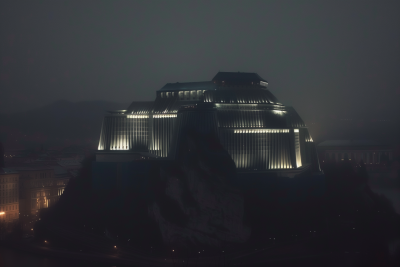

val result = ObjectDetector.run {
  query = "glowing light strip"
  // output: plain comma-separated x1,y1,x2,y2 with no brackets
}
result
294,129,302,167
110,145,129,150
127,115,149,118
153,114,177,118
234,129,290,133
272,110,285,114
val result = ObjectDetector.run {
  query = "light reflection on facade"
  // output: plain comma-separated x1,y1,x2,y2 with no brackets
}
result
12,167,69,231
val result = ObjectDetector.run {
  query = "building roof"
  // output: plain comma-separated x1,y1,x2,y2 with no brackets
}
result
0,168,19,174
6,166,54,171
53,165,69,175
158,81,215,92
212,72,267,83
204,89,279,104
107,110,127,114
4,165,73,179
57,159,82,167
318,140,391,148
126,101,154,114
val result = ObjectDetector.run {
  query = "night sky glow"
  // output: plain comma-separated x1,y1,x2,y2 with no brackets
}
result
1,1,399,124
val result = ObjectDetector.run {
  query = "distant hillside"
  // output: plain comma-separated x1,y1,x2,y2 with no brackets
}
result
308,117,400,146
0,100,130,150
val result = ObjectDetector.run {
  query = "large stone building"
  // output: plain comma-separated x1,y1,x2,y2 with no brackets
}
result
0,170,19,223
4,166,70,231
14,166,68,215
97,72,320,177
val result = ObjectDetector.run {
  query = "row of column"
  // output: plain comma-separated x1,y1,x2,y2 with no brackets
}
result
98,116,149,151
150,116,177,157
220,129,294,170
324,151,391,164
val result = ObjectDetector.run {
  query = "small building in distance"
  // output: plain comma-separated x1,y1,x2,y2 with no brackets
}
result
0,169,19,223
14,166,69,213
317,140,393,171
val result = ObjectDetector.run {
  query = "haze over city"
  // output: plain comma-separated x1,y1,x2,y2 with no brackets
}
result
1,1,400,266
1,1,399,119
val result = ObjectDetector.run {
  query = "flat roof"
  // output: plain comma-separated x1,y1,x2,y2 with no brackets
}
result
6,166,54,171
158,81,215,92
212,72,267,83
318,140,391,147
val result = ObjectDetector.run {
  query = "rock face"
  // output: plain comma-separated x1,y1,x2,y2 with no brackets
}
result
148,130,251,248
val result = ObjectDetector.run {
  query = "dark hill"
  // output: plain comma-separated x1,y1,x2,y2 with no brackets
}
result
0,100,130,150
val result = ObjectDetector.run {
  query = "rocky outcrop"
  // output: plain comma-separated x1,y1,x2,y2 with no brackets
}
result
148,130,250,248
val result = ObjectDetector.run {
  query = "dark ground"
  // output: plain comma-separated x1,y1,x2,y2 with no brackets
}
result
3,132,400,266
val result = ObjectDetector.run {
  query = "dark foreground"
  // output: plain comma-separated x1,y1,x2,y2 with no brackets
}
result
1,231,399,267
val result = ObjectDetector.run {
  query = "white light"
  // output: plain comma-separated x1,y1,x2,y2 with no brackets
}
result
234,129,290,134
272,110,285,115
127,115,149,118
153,114,177,118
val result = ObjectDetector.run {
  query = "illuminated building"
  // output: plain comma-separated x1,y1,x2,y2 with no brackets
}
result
97,72,320,176
0,170,19,223
13,167,68,214
2,166,69,230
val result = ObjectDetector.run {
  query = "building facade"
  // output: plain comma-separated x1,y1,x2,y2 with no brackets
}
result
97,72,321,176
0,171,19,223
9,166,69,231
317,140,393,171
15,167,68,215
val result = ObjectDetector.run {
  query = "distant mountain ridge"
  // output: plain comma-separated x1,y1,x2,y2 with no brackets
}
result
0,100,130,150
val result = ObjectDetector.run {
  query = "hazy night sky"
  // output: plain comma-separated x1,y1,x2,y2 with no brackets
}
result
1,0,399,122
